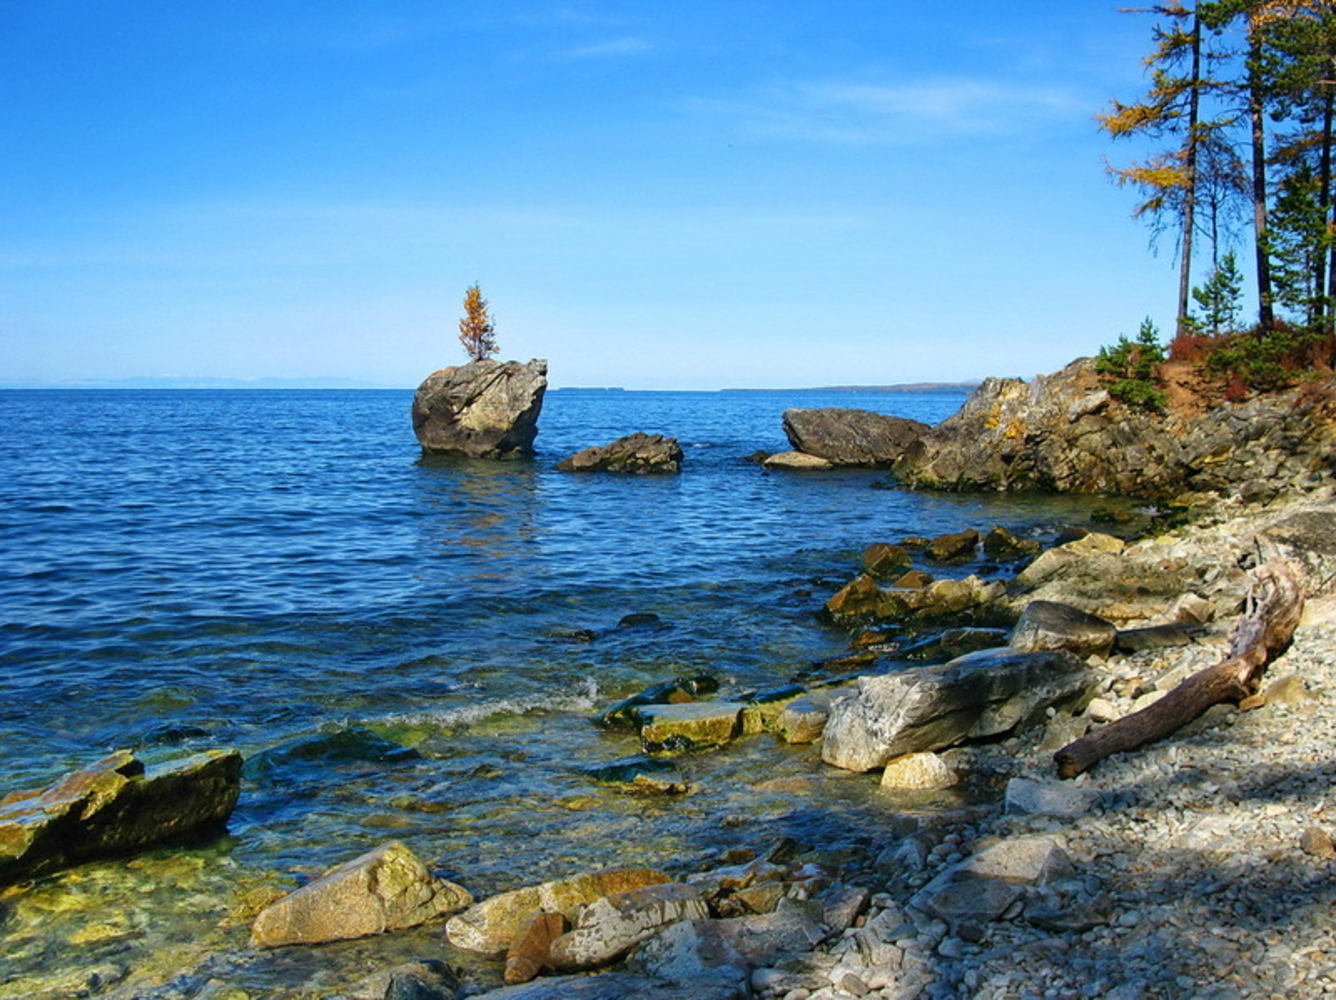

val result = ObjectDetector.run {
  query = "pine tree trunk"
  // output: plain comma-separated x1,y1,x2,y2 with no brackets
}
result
1177,10,1203,338
1250,31,1275,331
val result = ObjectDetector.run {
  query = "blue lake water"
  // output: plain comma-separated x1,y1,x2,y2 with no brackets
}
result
0,387,1114,996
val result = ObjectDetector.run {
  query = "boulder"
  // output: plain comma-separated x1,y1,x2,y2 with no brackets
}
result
926,529,981,562
251,841,471,947
879,752,957,790
557,433,684,474
983,526,1043,561
1009,600,1117,658
548,882,709,970
820,649,1095,771
774,688,849,745
862,542,912,577
0,749,242,883
762,450,833,470
630,908,826,982
445,867,673,955
412,359,547,458
781,408,930,467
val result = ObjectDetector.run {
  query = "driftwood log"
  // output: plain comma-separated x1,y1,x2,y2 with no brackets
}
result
1055,559,1305,779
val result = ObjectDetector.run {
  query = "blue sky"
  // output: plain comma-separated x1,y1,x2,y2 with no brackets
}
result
2,2,1179,389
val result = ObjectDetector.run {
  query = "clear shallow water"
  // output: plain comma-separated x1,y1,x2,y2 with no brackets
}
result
0,388,1115,996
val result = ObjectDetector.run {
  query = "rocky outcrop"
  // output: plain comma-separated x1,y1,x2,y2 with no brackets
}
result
251,841,472,947
782,408,930,467
412,358,547,458
557,433,684,474
0,749,242,884
893,358,1336,497
820,648,1095,771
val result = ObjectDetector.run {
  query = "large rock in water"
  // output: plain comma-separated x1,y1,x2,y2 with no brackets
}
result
412,358,547,458
782,408,930,467
0,749,242,883
893,357,1336,497
820,649,1095,772
557,433,684,474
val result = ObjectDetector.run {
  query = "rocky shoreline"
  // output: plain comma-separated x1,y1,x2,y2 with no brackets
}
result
9,356,1336,999
2,484,1326,1000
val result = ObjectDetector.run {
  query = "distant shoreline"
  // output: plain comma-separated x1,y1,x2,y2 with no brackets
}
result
4,380,982,393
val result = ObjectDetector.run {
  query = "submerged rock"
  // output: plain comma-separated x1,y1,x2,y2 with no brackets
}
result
581,756,688,795
558,433,684,474
0,749,242,883
251,841,472,947
412,358,547,459
762,450,833,470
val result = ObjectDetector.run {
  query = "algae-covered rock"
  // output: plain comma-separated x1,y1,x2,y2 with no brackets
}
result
638,702,745,754
0,749,242,884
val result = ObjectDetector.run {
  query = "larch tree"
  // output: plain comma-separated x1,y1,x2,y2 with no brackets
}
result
458,283,498,362
1100,2,1217,337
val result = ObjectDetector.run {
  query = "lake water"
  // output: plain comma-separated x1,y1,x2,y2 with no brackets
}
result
0,387,1113,997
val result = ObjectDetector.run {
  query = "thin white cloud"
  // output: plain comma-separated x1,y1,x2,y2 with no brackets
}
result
559,35,651,59
691,76,1085,145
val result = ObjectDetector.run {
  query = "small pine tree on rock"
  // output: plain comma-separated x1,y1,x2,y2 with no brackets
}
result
458,283,498,362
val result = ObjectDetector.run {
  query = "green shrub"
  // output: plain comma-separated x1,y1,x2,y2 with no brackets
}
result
1096,317,1167,412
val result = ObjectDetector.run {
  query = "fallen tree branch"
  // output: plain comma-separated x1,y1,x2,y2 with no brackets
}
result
1055,559,1304,779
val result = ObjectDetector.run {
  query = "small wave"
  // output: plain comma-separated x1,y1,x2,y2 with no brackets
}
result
375,676,601,728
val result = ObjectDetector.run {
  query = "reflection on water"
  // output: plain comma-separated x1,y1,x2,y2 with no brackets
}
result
414,455,541,585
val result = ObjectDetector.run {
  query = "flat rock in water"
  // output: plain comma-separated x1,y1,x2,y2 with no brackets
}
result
821,648,1095,771
251,841,472,947
762,450,833,470
0,748,242,884
637,702,744,754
